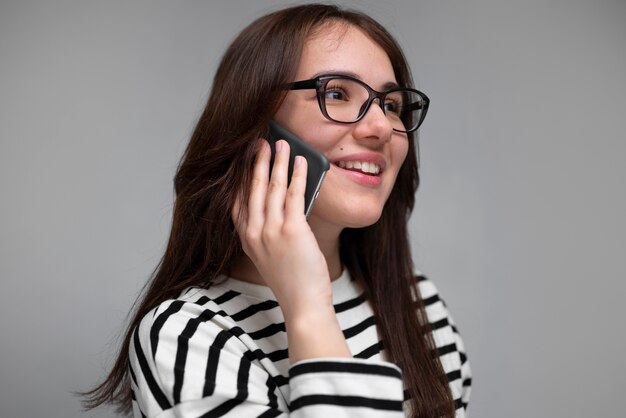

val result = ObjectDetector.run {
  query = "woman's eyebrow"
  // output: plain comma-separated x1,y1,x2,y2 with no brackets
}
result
308,70,400,90
382,81,400,90
309,69,360,79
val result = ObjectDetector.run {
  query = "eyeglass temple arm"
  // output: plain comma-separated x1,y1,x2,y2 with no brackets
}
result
284,79,318,90
404,101,427,111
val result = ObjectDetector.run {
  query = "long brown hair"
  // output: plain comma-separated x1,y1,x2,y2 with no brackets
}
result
82,4,455,417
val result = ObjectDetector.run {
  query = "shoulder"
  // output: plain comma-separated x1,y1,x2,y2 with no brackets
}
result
415,273,472,414
128,287,263,416
133,287,243,355
411,271,464,346
131,285,260,363
411,272,473,413
412,272,451,323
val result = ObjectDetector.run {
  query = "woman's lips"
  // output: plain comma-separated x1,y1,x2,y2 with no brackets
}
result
329,153,386,187
337,160,381,174
331,162,383,187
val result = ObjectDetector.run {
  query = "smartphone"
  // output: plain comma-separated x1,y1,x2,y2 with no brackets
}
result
267,120,330,217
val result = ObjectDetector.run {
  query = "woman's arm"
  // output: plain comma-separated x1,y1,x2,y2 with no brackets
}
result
129,297,405,417
232,139,352,364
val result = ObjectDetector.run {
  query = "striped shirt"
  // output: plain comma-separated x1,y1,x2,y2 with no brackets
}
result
129,270,472,417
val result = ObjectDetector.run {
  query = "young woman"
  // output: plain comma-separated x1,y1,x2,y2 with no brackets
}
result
84,4,471,417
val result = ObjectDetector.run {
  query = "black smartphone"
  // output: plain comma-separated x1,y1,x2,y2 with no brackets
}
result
267,120,330,217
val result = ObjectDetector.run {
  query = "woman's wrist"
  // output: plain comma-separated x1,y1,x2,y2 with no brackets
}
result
284,305,352,364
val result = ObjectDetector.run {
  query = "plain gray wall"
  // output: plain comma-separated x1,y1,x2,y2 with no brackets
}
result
1,1,625,417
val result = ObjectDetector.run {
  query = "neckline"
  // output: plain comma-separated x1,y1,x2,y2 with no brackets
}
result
215,269,353,302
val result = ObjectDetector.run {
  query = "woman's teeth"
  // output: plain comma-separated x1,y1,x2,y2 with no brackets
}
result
337,160,381,175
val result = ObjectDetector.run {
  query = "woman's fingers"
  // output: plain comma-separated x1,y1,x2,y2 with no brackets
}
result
231,189,244,229
284,155,307,219
265,140,290,225
236,138,308,259
246,139,271,232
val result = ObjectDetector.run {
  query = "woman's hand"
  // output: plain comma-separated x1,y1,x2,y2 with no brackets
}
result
232,139,331,317
232,139,351,364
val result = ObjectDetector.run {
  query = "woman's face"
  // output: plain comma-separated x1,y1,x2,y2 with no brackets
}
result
274,22,409,231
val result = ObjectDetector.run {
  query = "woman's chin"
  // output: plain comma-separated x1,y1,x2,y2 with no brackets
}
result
309,205,384,230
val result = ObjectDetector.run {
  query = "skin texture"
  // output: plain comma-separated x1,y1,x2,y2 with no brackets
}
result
231,23,409,364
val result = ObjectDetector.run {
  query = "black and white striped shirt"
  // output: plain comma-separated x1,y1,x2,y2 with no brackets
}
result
129,270,472,417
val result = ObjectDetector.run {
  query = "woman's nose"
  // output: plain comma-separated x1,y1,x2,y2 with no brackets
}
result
353,99,394,142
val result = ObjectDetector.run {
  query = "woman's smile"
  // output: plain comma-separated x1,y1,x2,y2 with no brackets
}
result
274,23,409,230
330,151,387,187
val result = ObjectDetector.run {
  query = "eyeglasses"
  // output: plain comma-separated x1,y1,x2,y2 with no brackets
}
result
284,74,429,133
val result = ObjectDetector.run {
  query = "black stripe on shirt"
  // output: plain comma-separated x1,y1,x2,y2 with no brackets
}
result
258,409,282,418
200,357,251,418
267,348,289,362
290,360,401,379
246,338,289,365
249,322,286,340
195,295,211,306
454,397,464,410
273,373,288,387
132,327,172,410
213,289,240,305
422,293,441,307
229,325,246,338
194,294,231,318
333,294,365,313
173,309,218,404
200,399,243,418
150,300,184,358
203,330,234,397
437,343,457,357
231,300,279,321
236,355,251,400
290,394,403,412
128,361,138,386
446,369,462,382
342,316,376,339
429,317,450,331
265,373,280,409
354,341,383,359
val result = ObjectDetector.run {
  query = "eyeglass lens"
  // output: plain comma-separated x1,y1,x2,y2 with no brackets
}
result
321,78,424,132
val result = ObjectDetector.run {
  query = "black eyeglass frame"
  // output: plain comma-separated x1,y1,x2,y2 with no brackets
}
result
284,74,430,133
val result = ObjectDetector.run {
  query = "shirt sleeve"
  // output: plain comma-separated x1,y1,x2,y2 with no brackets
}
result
288,358,404,417
448,310,472,412
128,299,405,418
415,273,473,415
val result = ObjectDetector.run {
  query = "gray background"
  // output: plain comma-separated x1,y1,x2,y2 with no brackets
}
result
1,1,624,417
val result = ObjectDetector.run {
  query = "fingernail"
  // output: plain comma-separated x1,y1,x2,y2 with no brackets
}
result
276,140,283,152
295,155,303,167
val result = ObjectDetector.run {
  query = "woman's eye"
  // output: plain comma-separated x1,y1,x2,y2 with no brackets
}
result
324,88,347,101
384,99,401,115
